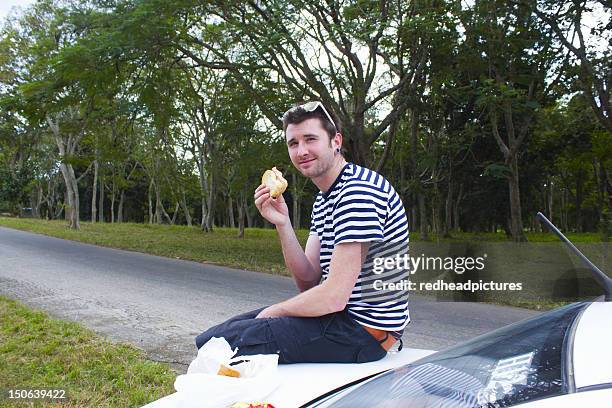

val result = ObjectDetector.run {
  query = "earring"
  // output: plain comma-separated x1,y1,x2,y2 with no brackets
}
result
336,148,340,153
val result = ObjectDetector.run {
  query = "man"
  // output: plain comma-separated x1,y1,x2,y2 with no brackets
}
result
195,101,410,364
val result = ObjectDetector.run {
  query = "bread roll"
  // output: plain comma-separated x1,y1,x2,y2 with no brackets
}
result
262,167,288,198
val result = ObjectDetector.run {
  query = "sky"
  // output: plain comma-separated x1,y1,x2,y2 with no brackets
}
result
0,0,35,21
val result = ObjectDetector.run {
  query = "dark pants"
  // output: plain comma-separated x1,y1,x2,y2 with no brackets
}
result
195,307,388,364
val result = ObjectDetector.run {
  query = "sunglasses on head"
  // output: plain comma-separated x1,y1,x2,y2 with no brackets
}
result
283,101,337,131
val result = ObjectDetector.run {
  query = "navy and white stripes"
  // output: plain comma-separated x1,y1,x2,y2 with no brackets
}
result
310,163,410,331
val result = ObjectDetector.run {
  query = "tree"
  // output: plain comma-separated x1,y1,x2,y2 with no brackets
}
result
533,0,611,132
463,0,556,241
534,94,610,233
170,0,446,166
8,0,121,229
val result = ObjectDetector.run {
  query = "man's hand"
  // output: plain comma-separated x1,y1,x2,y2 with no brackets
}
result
254,184,290,227
255,304,283,319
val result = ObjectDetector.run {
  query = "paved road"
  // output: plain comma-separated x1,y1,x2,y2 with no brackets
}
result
0,227,539,372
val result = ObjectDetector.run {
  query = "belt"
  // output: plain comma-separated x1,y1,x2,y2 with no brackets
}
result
363,326,397,351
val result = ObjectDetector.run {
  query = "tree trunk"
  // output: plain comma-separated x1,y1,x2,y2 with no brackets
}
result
54,201,64,220
431,203,438,237
200,200,207,231
410,108,428,241
228,195,235,228
561,188,569,231
148,179,154,224
453,183,463,231
490,102,528,242
63,191,70,222
237,188,246,238
418,193,428,240
180,188,192,227
59,163,80,230
154,180,162,224
503,217,512,237
200,197,207,230
46,179,56,220
576,169,584,233
399,158,416,232
47,113,81,230
91,160,98,223
204,170,215,232
532,214,541,233
118,190,125,223
508,155,527,241
431,181,440,237
110,182,116,223
547,178,553,222
159,200,172,224
171,202,179,225
411,201,418,234
56,162,75,226
62,165,78,228
346,127,371,166
246,204,254,228
197,157,209,231
598,159,611,241
34,183,43,218
98,178,104,223
443,179,453,238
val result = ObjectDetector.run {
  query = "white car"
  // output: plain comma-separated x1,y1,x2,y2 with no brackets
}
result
299,299,612,407
142,299,611,407
143,214,612,407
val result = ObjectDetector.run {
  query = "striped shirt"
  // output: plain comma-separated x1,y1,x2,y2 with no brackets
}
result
309,163,410,331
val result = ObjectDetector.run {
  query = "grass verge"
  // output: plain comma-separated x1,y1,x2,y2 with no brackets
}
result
0,295,174,407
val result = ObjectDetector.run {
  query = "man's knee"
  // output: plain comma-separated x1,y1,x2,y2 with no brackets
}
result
195,308,267,350
195,323,239,349
195,330,211,350
195,325,219,349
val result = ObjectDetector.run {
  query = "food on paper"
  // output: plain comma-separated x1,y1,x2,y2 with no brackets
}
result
261,167,288,198
217,364,241,378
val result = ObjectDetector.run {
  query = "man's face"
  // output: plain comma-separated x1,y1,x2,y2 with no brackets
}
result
286,118,337,179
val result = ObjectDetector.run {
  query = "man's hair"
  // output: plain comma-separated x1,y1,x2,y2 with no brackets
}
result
282,103,341,141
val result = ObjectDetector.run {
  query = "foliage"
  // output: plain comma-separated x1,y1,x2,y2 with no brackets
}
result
0,0,608,234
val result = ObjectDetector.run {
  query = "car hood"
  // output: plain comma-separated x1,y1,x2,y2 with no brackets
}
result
141,347,435,408
268,347,435,406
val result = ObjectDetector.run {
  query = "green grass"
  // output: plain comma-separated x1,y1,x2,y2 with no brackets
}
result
0,296,175,407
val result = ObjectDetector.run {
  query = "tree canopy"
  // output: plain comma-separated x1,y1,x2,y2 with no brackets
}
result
0,0,609,241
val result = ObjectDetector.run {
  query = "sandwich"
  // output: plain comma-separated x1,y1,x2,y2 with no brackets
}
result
261,167,288,198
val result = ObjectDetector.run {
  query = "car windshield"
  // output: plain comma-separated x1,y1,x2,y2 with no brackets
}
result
317,302,588,408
